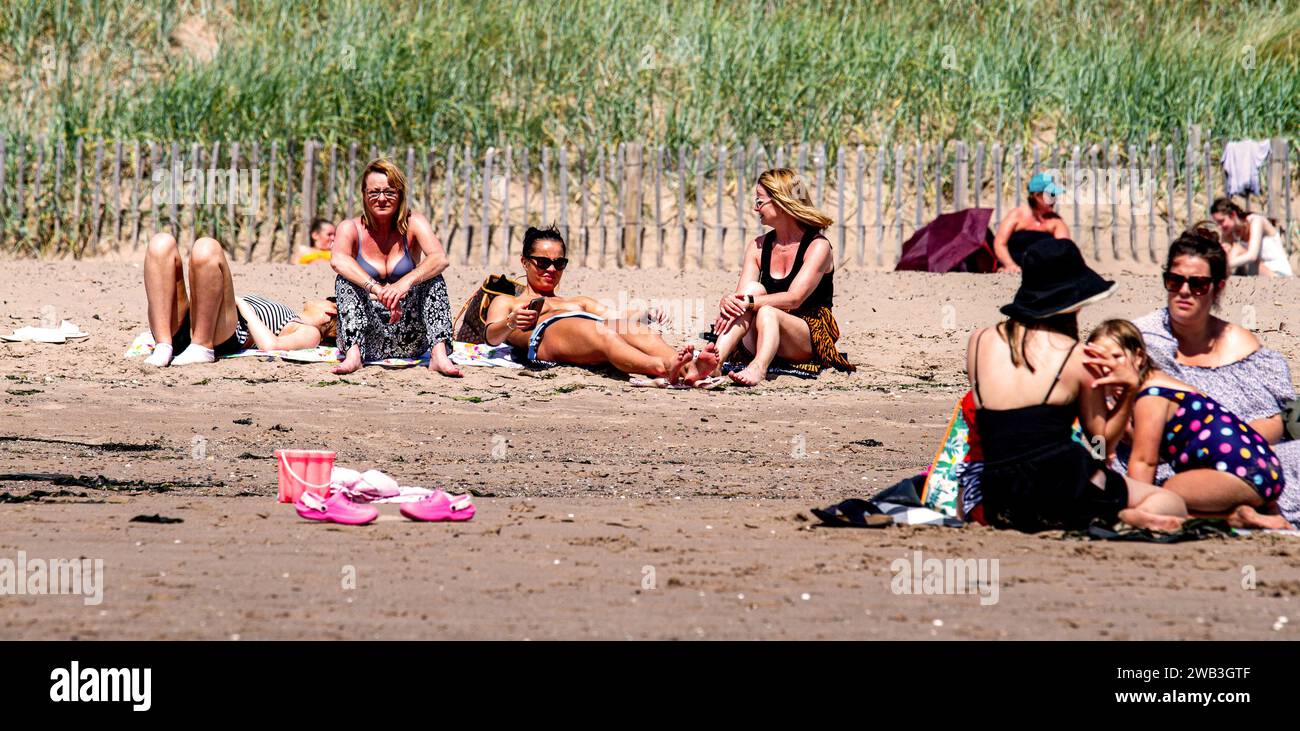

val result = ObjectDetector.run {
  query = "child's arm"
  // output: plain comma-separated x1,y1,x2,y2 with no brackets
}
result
1125,396,1166,484
1079,344,1139,456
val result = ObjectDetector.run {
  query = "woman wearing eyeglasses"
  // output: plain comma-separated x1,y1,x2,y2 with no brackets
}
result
991,173,1072,274
1123,224,1300,528
331,158,460,376
709,168,855,386
483,226,712,383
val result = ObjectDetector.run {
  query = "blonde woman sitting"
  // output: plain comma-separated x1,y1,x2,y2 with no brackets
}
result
709,168,856,385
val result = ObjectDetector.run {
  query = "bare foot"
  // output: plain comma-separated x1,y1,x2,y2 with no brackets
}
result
667,345,694,384
687,343,721,384
728,363,766,387
331,345,362,375
1118,508,1185,532
430,351,463,378
1227,505,1294,530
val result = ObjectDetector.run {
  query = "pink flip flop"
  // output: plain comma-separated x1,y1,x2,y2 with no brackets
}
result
295,490,379,525
400,491,476,522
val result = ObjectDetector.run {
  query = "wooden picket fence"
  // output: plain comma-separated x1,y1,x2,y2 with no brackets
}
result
0,134,1295,269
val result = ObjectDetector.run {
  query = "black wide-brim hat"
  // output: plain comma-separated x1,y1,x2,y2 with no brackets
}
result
1000,238,1117,320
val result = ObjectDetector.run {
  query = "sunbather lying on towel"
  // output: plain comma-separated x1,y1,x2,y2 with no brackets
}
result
483,226,716,384
141,232,337,366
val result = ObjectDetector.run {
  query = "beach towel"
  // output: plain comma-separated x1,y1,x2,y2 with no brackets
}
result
124,332,520,368
1069,518,1236,543
811,476,965,528
920,400,968,517
628,375,728,390
720,361,819,380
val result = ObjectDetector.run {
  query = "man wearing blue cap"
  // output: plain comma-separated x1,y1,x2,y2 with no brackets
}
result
991,172,1072,274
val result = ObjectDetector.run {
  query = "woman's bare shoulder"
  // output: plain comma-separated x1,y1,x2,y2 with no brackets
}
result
1219,320,1262,358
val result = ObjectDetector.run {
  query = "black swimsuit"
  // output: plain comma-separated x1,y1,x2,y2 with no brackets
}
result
759,227,833,312
1006,229,1054,266
972,331,1127,532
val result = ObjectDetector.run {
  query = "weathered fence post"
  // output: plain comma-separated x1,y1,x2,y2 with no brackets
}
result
621,142,643,268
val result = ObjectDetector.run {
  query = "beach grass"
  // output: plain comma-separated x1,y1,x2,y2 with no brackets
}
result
1,0,1297,148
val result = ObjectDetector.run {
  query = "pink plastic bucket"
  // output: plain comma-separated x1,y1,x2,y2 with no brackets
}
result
276,449,336,503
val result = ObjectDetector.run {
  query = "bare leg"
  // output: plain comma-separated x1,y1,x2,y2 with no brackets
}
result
535,318,674,378
143,232,189,345
1162,469,1265,514
611,316,679,361
729,305,814,386
712,282,766,373
184,237,241,348
1117,474,1188,532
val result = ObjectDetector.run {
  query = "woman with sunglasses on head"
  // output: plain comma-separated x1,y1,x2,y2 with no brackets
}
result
330,158,460,376
991,173,1072,274
484,226,711,383
709,168,855,386
1210,197,1294,277
1123,224,1300,528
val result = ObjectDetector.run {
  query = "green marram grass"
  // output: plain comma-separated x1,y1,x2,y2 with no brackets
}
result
1,0,1297,148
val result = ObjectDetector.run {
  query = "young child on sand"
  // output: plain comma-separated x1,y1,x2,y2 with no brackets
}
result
1087,319,1291,529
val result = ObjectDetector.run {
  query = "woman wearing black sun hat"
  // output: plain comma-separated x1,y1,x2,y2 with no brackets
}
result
964,238,1188,533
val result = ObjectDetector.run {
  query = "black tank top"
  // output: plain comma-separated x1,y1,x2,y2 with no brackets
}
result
759,227,833,311
971,330,1080,465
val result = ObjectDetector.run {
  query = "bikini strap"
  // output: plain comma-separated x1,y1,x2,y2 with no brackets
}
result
1042,341,1079,404
972,329,987,408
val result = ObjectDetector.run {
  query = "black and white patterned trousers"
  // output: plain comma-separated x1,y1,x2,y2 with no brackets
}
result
334,274,454,361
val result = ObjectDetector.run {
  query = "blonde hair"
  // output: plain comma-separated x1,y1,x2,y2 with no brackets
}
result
360,158,411,236
757,168,834,230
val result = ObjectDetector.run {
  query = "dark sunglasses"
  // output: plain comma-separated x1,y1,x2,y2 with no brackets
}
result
525,256,569,271
1162,272,1216,296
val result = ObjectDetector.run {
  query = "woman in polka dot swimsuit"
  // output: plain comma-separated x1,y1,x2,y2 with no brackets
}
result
1089,320,1288,524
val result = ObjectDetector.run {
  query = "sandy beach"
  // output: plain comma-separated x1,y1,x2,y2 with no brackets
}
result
1,256,1298,640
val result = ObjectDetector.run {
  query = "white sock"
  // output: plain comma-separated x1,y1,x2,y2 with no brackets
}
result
170,343,215,365
143,342,174,367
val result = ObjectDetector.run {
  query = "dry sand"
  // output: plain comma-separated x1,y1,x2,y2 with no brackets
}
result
1,255,1298,640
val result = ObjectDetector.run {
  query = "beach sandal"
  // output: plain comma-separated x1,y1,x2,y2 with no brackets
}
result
294,490,379,526
810,499,895,528
400,491,476,522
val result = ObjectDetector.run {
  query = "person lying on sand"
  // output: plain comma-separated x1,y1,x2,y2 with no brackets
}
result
484,226,715,384
330,158,460,377
708,168,855,386
141,232,337,367
966,238,1188,533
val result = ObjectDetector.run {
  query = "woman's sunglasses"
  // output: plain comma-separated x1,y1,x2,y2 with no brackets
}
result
526,256,569,271
1162,272,1216,296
